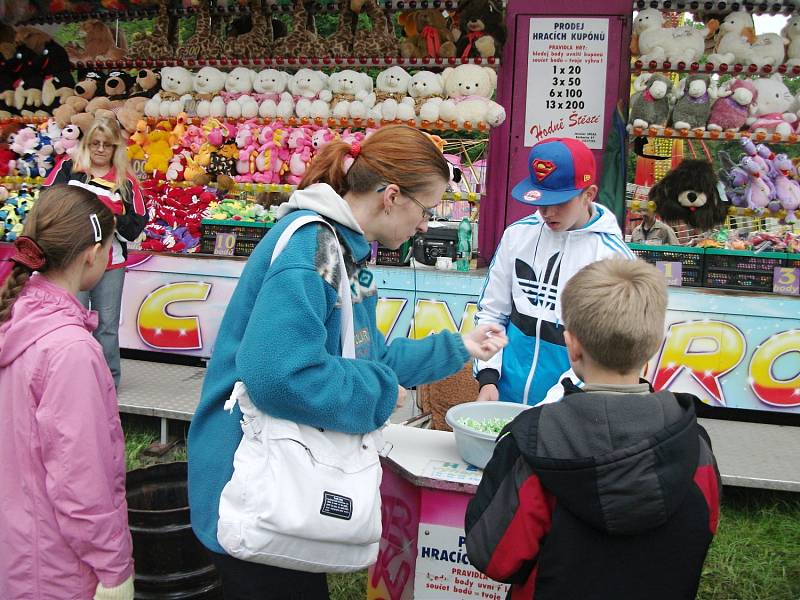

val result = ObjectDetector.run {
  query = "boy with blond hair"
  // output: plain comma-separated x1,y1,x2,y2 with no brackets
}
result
465,259,721,600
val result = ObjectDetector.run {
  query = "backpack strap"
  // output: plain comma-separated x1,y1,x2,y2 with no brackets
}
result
270,215,355,359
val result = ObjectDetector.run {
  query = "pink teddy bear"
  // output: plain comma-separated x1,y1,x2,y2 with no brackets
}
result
53,124,81,158
234,121,261,183
286,126,314,185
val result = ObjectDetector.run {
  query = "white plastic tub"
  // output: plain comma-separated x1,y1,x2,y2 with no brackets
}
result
445,401,531,469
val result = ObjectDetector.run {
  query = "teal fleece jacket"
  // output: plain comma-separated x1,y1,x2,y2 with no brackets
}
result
188,183,470,554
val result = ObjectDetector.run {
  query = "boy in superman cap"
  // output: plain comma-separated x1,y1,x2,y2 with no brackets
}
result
474,137,635,405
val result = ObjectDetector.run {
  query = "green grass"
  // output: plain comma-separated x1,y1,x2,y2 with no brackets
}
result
123,422,800,599
698,487,800,600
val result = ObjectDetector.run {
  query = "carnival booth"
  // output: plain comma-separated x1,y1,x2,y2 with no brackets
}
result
1,0,799,597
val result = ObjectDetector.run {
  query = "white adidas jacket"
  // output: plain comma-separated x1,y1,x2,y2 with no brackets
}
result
475,203,634,405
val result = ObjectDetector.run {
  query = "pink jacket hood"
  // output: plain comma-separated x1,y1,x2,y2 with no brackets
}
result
0,274,98,366
0,275,133,600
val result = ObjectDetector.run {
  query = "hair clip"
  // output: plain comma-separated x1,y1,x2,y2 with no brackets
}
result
349,142,361,158
89,213,102,243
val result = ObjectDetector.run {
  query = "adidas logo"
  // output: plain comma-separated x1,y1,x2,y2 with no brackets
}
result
515,252,562,310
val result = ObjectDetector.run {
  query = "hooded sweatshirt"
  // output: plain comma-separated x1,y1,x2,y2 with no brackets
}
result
0,275,133,600
465,382,720,600
188,183,470,555
474,203,635,405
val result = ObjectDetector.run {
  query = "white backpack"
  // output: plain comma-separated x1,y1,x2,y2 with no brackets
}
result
217,215,384,573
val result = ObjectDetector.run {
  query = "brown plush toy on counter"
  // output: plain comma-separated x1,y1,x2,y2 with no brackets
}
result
65,19,127,62
398,9,456,59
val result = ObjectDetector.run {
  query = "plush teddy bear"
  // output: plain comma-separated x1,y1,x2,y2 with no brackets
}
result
41,73,77,116
783,15,800,68
329,70,375,120
670,74,716,130
398,9,456,59
369,67,415,122
747,74,796,136
193,66,227,118
631,8,711,65
628,73,673,129
116,97,149,134
289,69,332,119
437,65,505,127
408,70,445,123
707,78,758,132
223,67,259,119
146,66,194,118
253,69,294,121
453,0,506,59
130,69,162,99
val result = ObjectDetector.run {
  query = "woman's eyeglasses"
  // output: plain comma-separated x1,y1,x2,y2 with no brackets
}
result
376,184,437,221
90,141,115,150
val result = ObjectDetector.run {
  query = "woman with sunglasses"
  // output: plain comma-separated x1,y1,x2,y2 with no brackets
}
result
45,116,147,388
188,124,508,600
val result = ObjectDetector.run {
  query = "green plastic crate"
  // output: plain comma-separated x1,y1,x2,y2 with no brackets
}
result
199,219,274,256
628,243,704,287
703,248,785,292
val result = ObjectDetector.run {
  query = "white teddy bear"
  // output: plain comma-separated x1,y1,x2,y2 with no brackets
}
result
437,65,505,127
146,66,194,118
193,66,227,118
369,66,415,122
783,15,800,68
288,69,332,119
224,67,259,119
329,70,375,120
633,8,709,65
253,69,294,121
408,70,446,123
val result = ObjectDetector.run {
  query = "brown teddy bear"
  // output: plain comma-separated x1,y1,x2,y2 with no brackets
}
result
65,20,127,62
398,9,456,59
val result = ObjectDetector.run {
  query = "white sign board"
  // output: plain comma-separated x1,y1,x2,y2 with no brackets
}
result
524,17,609,148
414,524,509,599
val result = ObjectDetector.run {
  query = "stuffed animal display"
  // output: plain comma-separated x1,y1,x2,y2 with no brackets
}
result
718,139,800,222
629,72,800,136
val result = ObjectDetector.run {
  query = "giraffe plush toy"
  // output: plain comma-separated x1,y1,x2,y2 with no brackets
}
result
223,0,273,58
128,0,174,60
177,0,223,59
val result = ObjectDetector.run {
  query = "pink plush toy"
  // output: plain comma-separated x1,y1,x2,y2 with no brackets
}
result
286,127,313,185
234,121,260,183
771,153,800,223
707,79,757,132
54,124,81,157
311,127,336,151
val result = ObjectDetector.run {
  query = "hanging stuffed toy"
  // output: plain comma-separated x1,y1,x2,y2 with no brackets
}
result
649,159,728,230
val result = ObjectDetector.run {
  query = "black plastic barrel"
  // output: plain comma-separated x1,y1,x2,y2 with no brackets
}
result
126,462,222,600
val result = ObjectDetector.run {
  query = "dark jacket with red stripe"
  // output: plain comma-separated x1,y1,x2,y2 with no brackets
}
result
465,382,720,600
45,157,147,267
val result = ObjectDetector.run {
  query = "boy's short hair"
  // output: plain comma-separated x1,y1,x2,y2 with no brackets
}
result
561,259,667,374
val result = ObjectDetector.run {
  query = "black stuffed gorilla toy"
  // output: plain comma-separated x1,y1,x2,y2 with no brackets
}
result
649,159,728,230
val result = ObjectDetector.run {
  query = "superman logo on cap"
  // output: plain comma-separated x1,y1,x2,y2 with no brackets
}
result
532,159,556,181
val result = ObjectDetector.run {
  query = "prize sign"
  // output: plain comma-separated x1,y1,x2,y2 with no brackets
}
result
525,17,609,148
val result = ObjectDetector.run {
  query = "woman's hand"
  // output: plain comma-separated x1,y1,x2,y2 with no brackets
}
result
462,324,508,361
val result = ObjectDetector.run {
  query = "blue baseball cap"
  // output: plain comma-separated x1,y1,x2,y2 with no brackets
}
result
511,138,596,206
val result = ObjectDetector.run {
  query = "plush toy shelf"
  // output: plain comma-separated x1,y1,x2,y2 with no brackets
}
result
627,198,789,219
628,125,800,144
631,0,800,15
18,0,465,25
71,56,500,71
631,60,800,77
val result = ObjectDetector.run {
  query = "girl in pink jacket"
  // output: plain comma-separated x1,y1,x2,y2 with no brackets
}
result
0,185,134,600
